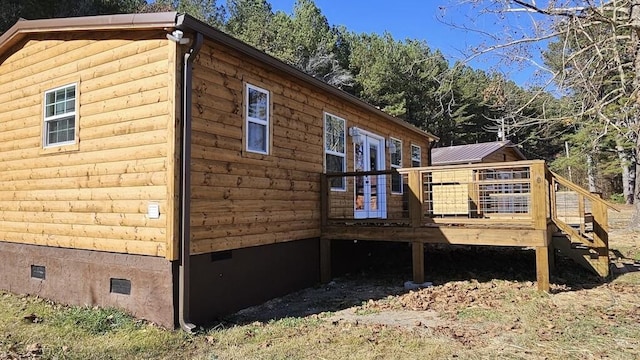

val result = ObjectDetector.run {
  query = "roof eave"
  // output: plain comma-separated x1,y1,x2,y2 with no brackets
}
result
0,12,439,142
0,12,178,57
175,14,438,142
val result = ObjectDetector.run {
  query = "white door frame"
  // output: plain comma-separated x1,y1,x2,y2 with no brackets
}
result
354,129,387,219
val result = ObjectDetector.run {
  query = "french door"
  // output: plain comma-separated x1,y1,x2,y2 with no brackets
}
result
354,132,386,219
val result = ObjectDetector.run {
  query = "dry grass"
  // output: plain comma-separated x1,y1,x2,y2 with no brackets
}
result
1,208,639,359
0,294,201,359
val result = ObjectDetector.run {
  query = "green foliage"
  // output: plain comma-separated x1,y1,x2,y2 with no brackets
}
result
610,193,626,204
224,0,276,50
149,0,225,27
437,64,498,145
348,33,447,128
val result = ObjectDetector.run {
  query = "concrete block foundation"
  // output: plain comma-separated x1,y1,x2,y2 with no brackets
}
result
0,242,175,328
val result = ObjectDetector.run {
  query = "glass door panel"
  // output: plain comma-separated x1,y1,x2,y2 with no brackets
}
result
354,134,386,219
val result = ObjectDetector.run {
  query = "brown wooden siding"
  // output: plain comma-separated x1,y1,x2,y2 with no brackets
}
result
482,148,523,163
0,31,175,258
190,39,431,254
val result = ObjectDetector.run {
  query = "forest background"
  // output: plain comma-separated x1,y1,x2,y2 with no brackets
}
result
2,0,636,210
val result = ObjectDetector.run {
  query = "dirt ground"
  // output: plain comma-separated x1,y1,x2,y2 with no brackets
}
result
227,206,640,330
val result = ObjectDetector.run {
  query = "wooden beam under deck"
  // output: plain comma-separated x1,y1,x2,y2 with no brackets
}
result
323,222,554,291
412,242,425,284
321,224,549,248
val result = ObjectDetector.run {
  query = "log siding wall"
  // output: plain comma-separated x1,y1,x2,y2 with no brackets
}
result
0,29,432,259
190,39,432,254
0,31,175,258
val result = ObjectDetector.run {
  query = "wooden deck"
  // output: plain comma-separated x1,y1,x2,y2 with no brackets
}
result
320,160,614,291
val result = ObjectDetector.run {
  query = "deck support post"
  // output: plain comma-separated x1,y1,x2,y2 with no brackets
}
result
532,162,551,292
545,224,556,274
412,242,425,284
530,161,548,231
320,239,331,283
407,170,423,228
548,242,556,274
535,246,551,292
591,196,610,277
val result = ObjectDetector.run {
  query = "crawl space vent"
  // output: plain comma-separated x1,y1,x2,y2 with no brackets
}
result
30,265,46,280
110,278,131,295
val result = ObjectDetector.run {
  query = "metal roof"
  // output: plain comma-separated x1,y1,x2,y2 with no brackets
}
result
431,141,526,165
0,12,437,142
0,12,179,54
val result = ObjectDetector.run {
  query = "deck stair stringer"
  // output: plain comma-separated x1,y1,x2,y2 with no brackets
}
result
551,221,609,277
548,171,615,278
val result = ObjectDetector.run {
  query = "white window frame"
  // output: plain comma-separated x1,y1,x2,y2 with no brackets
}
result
390,137,402,194
411,144,422,167
324,112,346,191
245,83,270,154
43,83,77,148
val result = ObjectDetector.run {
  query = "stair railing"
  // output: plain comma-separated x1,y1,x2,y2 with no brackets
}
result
546,169,617,277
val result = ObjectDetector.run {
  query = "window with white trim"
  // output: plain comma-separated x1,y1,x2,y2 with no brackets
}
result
324,113,346,190
245,83,270,154
390,138,402,193
411,144,421,167
43,84,77,147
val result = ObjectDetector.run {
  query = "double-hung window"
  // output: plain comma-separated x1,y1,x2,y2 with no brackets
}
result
245,83,270,154
411,144,421,167
390,138,402,193
43,84,77,147
324,113,346,190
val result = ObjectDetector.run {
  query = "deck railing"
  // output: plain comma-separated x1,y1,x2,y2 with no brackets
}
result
320,169,409,225
321,160,550,229
320,160,617,283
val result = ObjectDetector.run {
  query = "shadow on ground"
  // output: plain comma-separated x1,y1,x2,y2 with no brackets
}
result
223,241,638,325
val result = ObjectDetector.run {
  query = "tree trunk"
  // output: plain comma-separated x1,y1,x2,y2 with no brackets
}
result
632,135,640,226
587,153,597,193
630,0,640,227
616,139,634,204
630,149,637,204
625,160,635,205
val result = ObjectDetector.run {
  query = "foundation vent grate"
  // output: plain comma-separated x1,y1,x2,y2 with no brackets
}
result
30,265,46,280
110,278,131,295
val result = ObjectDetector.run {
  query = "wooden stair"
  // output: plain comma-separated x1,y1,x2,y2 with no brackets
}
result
548,172,614,278
551,227,609,277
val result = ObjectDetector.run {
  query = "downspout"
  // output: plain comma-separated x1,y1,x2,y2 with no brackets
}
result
178,31,203,332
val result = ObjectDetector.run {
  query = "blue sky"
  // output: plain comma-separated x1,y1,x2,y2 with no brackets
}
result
267,0,550,88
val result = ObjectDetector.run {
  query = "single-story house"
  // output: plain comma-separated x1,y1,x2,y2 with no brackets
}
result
0,12,437,329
